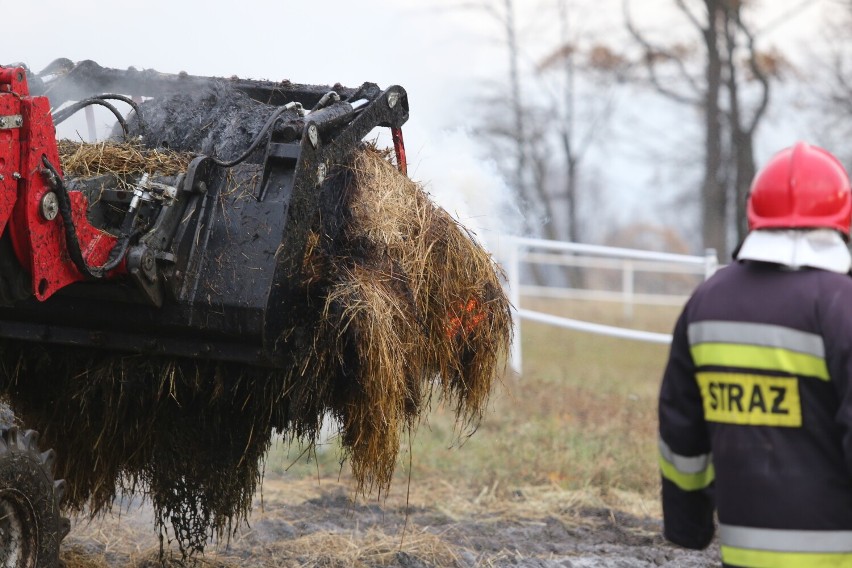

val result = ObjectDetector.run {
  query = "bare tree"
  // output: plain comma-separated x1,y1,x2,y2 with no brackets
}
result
456,0,531,227
504,0,528,204
464,0,626,247
805,2,852,162
623,0,780,256
536,0,627,243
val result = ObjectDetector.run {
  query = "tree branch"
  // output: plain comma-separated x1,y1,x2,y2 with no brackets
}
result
736,9,770,135
674,0,704,30
623,0,702,105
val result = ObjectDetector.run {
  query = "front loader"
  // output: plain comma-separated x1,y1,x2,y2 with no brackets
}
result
0,60,409,361
0,59,413,566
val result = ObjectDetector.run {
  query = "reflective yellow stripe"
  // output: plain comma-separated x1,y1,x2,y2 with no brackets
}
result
659,454,714,491
658,438,711,474
720,524,852,554
688,321,825,358
722,546,852,567
696,372,802,427
720,525,852,566
690,343,830,381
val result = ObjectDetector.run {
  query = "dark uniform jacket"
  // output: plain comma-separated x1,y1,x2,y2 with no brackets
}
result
659,259,852,567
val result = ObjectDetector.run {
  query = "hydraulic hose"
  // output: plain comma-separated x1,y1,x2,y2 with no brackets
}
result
52,94,141,137
41,156,134,279
207,103,299,168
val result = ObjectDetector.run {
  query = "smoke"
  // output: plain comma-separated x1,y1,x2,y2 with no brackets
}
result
401,126,525,252
51,83,527,258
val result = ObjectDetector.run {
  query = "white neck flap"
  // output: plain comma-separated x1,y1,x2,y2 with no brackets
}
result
736,229,852,274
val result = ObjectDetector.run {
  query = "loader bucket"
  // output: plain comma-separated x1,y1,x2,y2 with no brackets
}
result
0,60,411,368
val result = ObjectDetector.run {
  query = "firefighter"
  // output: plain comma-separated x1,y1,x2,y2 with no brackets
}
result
658,141,852,567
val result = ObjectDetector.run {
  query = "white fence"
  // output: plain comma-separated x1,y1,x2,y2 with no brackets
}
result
500,235,718,374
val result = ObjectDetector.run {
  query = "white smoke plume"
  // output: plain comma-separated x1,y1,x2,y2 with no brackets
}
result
403,126,525,254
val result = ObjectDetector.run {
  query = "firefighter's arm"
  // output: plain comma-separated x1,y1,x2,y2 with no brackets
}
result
823,281,852,473
658,310,715,550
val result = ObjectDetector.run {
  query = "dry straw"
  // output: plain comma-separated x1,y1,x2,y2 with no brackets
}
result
0,142,512,557
284,147,513,495
58,139,191,179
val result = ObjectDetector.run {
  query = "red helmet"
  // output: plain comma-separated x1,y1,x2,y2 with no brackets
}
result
747,142,852,236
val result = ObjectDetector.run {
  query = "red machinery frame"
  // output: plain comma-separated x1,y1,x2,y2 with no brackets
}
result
0,67,119,301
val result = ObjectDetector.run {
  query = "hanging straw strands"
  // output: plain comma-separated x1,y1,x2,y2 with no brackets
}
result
58,139,192,178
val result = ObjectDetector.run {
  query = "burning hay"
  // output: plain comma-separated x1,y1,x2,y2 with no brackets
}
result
0,138,511,556
281,147,512,493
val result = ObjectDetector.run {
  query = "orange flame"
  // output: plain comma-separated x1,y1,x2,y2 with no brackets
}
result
446,298,487,338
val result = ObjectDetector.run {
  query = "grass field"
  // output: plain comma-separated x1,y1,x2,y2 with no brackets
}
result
63,297,711,567
266,297,683,515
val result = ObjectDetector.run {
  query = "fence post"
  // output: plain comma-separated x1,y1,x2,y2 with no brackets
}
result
85,105,97,142
622,260,634,319
507,238,522,375
501,235,715,375
704,248,719,280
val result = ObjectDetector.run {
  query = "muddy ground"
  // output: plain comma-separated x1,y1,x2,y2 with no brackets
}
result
63,475,721,568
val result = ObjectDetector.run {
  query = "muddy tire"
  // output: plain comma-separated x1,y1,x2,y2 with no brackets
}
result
0,427,69,568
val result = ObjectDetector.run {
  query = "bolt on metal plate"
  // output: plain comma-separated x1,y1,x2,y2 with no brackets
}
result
0,115,22,129
40,192,59,221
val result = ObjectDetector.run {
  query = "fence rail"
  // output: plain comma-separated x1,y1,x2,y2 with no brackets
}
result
518,285,690,307
517,308,674,344
500,235,718,374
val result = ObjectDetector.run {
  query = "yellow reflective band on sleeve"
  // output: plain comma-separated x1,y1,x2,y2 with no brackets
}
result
722,546,852,567
691,343,829,381
696,372,802,427
658,453,714,491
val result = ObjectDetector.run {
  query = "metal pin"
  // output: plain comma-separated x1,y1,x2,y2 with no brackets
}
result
40,192,59,221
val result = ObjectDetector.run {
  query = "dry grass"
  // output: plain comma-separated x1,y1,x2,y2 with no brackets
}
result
63,546,243,568
259,528,462,568
59,474,666,568
262,298,678,504
62,548,112,568
59,297,690,567
58,139,192,179
393,297,679,499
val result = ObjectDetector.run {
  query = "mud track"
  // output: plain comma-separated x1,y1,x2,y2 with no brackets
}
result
63,476,720,567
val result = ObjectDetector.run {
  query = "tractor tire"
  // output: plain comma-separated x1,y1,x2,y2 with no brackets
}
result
0,427,69,568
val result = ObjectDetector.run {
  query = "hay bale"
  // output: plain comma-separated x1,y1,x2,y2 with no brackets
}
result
277,146,511,494
0,100,511,558
3,351,283,556
58,139,192,179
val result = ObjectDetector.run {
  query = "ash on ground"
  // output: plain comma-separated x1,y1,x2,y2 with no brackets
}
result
63,476,720,568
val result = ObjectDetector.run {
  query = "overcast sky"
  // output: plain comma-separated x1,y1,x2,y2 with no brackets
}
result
2,0,840,247
4,0,536,243
4,0,506,145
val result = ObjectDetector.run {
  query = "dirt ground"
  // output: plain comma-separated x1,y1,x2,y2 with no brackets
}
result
62,475,721,568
